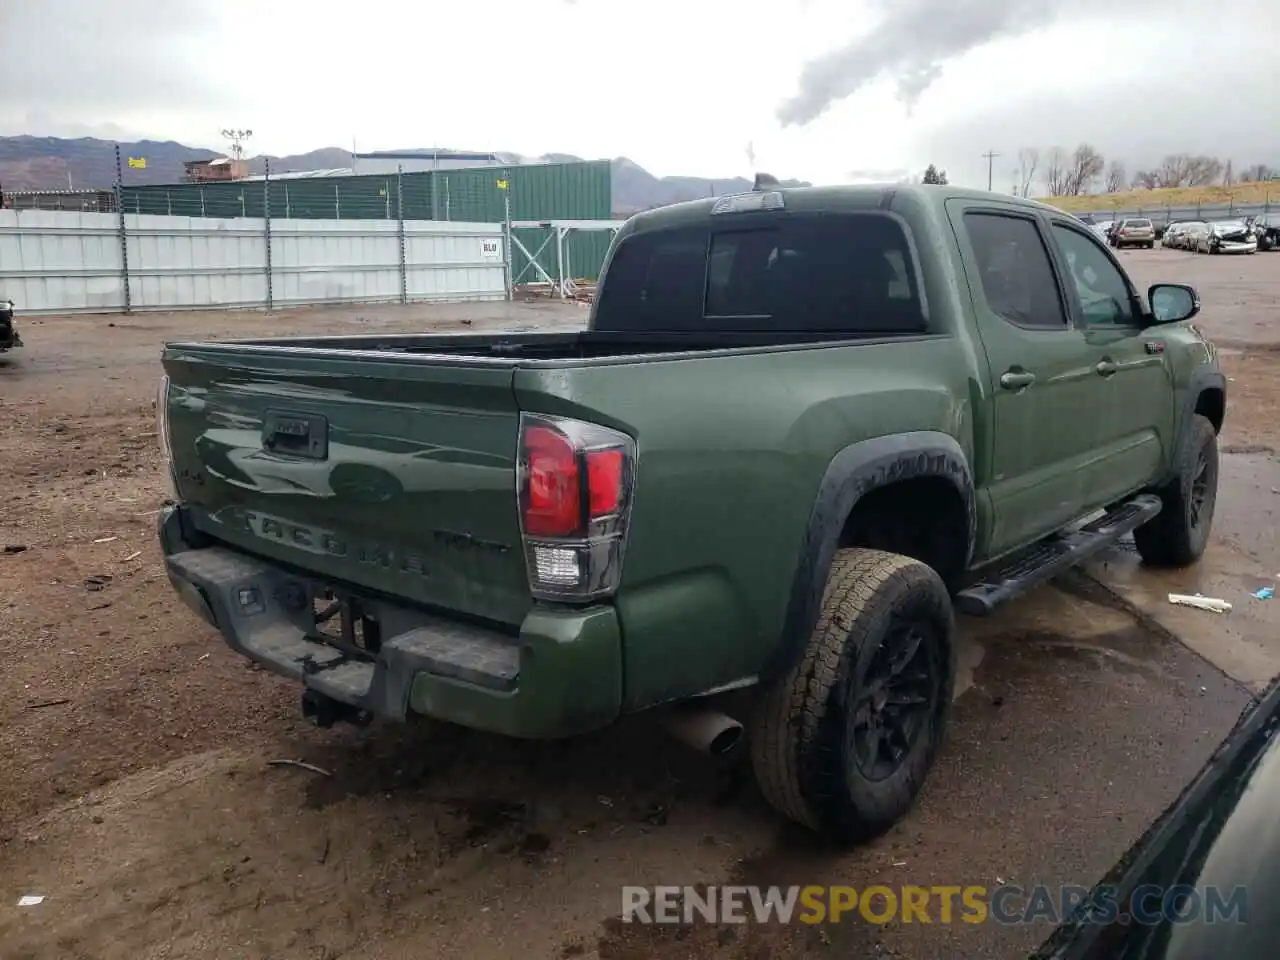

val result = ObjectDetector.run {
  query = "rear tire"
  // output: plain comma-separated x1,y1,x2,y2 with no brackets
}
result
1134,414,1219,567
750,548,954,844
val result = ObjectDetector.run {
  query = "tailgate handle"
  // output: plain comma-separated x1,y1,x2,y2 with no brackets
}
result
262,411,329,459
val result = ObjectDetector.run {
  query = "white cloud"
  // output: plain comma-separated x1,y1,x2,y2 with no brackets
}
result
1,0,1274,188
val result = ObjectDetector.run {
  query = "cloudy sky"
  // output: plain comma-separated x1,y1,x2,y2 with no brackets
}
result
1,0,1275,188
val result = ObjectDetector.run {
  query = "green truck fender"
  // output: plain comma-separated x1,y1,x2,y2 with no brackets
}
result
1165,367,1226,485
763,430,976,681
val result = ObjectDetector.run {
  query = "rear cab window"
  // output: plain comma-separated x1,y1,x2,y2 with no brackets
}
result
593,212,928,335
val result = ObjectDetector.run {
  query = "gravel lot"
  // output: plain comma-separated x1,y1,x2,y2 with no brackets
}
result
1,247,1277,960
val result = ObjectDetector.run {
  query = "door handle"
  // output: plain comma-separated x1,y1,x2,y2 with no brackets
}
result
999,369,1037,391
1095,359,1118,377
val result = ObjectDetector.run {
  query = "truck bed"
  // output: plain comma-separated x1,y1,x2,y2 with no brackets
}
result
200,328,922,363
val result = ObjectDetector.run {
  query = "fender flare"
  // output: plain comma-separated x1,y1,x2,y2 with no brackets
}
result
1165,367,1226,484
762,431,976,680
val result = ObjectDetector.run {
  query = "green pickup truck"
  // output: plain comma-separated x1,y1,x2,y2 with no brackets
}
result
156,182,1225,843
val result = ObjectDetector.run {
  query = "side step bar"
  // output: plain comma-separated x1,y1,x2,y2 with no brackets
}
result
955,494,1162,616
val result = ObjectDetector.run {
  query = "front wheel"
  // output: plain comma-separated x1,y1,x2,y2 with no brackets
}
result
1134,414,1219,567
750,548,955,844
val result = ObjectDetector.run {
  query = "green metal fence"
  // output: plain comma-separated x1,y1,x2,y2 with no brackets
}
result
118,161,615,282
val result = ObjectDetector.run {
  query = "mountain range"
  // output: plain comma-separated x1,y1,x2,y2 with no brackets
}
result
0,136,807,216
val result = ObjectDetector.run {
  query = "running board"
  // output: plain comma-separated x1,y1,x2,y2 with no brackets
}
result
955,494,1162,616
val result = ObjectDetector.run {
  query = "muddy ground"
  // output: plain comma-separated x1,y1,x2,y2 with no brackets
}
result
1,247,1278,959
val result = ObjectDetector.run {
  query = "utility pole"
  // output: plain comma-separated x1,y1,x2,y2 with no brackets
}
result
982,150,1000,192
113,143,132,314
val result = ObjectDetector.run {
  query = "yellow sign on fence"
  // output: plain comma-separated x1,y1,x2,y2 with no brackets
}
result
127,157,147,169
496,179,508,190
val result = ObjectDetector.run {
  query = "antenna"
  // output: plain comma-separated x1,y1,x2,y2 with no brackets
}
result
221,128,254,161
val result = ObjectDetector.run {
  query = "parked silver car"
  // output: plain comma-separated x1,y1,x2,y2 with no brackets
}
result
1162,221,1191,248
1180,221,1210,251
1197,220,1258,254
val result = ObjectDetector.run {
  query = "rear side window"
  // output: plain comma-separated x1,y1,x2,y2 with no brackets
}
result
962,213,1067,329
593,214,927,334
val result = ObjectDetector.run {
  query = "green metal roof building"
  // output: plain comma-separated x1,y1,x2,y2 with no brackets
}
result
119,160,615,283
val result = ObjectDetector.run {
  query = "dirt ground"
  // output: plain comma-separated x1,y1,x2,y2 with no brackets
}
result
1,248,1277,960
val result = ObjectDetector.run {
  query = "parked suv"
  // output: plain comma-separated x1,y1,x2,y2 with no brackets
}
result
1109,218,1156,249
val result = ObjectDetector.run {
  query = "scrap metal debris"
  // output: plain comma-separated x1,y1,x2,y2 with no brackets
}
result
267,759,332,777
1168,593,1232,613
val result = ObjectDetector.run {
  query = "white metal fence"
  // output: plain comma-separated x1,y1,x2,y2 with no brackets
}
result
1075,199,1280,224
0,210,508,315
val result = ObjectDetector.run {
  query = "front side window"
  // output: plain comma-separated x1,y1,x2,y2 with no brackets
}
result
1051,224,1137,327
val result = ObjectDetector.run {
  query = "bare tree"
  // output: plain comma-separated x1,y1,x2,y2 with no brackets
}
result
1154,155,1194,188
1044,147,1070,196
1104,160,1126,194
1241,163,1275,183
1016,147,1040,197
1131,169,1161,189
1186,155,1224,186
1064,144,1105,196
1222,159,1234,187
1146,154,1221,189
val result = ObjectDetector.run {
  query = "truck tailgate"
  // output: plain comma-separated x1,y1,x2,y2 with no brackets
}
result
161,345,530,627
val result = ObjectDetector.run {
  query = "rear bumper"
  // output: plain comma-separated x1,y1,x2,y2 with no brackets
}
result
158,504,623,738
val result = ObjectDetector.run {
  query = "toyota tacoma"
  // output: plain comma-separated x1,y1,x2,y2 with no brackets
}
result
155,181,1226,843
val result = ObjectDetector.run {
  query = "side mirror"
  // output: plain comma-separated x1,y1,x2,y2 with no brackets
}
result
1148,283,1199,324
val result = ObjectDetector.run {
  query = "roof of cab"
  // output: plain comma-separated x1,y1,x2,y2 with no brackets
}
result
621,182,1062,236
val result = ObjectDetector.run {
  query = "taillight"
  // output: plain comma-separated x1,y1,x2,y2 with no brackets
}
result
156,374,176,496
523,426,580,536
517,413,636,601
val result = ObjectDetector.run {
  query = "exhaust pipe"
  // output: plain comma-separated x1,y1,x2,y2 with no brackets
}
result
661,705,744,757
